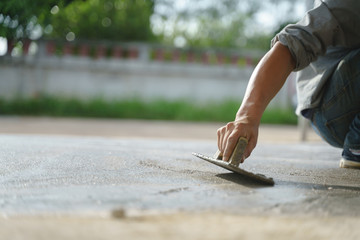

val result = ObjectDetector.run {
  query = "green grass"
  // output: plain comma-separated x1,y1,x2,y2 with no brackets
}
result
0,97,297,124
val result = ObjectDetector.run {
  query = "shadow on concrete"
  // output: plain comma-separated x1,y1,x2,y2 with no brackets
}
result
216,173,274,188
216,173,360,193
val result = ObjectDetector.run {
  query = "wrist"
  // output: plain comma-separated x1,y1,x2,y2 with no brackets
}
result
234,114,261,127
235,104,263,126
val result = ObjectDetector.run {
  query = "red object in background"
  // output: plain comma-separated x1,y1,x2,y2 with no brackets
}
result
187,52,195,62
96,45,106,59
202,53,210,64
231,55,239,65
246,57,253,66
79,44,89,57
22,39,31,55
216,54,225,65
113,46,122,58
128,48,138,59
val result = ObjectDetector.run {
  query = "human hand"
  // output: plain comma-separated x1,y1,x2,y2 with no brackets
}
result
216,118,259,163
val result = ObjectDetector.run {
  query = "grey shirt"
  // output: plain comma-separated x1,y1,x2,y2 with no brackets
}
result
271,0,360,116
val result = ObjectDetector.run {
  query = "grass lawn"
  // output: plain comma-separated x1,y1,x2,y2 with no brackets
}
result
0,97,297,124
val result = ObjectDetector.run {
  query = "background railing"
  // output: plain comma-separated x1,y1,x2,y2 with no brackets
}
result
4,38,264,67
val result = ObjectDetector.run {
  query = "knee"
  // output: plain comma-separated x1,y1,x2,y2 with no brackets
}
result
311,110,346,148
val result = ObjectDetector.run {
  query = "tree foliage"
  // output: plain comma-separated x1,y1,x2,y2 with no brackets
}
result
48,0,155,41
0,0,304,50
176,14,249,49
153,0,304,50
0,0,155,42
0,0,72,40
152,0,263,49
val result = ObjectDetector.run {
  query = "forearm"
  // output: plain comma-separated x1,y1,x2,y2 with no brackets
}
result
217,42,296,162
236,42,296,124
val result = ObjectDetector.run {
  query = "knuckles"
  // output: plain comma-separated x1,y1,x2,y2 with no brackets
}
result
226,122,234,130
217,125,227,135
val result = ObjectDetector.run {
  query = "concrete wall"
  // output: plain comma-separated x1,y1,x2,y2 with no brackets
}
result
0,41,295,109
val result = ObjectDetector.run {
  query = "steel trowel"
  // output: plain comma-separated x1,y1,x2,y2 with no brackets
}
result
192,137,274,185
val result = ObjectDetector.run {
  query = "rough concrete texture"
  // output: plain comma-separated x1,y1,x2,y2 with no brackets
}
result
1,117,360,239
2,214,360,240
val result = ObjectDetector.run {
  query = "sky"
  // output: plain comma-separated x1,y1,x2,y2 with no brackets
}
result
254,1,307,31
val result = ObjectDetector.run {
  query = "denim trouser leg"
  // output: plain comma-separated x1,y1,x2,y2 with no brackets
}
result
311,49,360,149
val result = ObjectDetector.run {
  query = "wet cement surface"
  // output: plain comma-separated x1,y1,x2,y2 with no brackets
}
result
1,134,360,217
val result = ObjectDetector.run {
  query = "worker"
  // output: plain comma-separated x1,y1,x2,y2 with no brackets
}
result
217,0,360,168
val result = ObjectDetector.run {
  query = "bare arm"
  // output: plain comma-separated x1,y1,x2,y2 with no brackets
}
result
217,42,295,162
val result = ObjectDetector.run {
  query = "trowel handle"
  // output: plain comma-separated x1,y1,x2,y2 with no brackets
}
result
213,137,248,167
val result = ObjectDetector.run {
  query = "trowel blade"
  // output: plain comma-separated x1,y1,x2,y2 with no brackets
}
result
192,152,274,186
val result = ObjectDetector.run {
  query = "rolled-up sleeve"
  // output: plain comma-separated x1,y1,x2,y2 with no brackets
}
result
271,2,346,71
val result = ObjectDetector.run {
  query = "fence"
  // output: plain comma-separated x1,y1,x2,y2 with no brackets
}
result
6,38,263,66
0,39,295,109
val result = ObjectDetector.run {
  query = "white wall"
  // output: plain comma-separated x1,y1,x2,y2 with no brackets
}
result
0,54,294,109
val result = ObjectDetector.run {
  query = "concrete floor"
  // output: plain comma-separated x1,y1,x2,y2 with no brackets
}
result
1,117,360,239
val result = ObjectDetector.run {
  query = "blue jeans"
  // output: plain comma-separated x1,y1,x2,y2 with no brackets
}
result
311,48,360,150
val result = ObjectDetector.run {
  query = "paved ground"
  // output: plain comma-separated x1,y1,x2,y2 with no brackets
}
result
1,117,360,239
0,116,321,141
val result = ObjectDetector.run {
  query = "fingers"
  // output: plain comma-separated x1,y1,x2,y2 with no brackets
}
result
222,131,239,162
217,127,223,152
217,122,238,162
222,123,234,151
217,122,233,153
244,135,257,159
216,121,258,163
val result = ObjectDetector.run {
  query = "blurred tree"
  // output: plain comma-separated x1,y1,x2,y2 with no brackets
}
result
0,0,73,41
153,0,257,48
152,0,304,50
47,0,155,41
176,13,250,48
0,0,304,48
